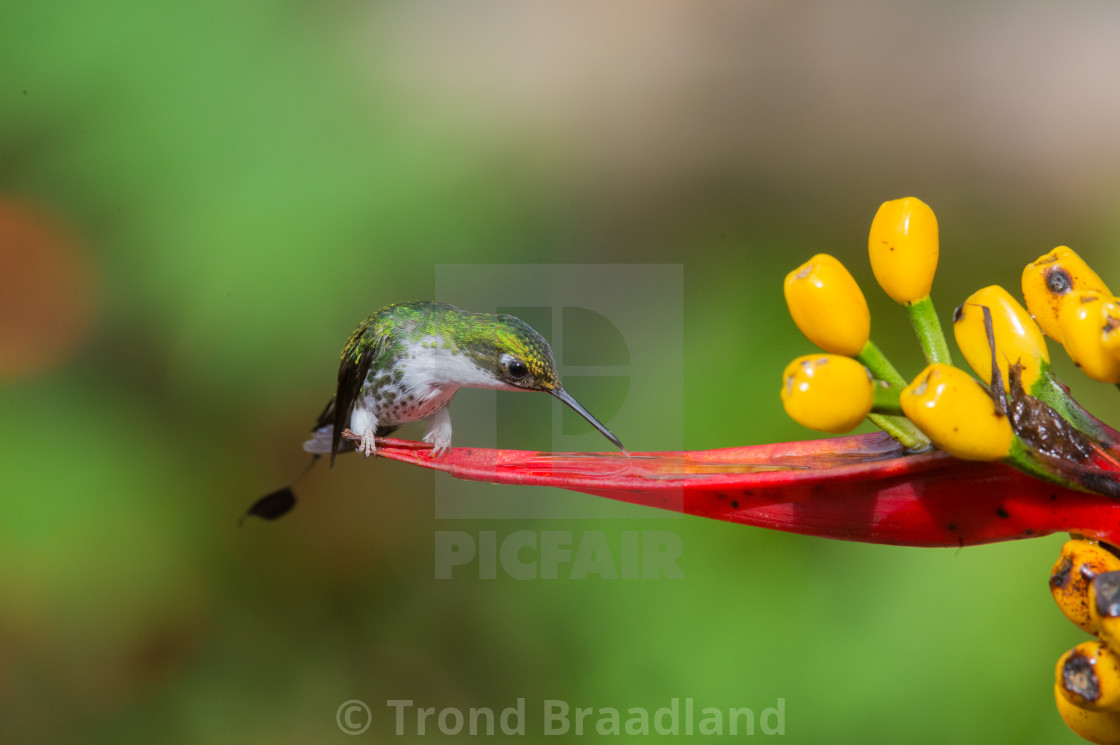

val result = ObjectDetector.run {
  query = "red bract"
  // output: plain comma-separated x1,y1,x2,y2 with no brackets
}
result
369,433,1120,548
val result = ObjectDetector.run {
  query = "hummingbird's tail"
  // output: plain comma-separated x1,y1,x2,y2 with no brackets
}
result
240,485,298,523
241,454,320,524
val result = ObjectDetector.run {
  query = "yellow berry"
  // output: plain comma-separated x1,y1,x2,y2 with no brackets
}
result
899,364,1012,461
1022,246,1112,341
1100,298,1120,362
780,355,875,433
1092,572,1120,650
1058,292,1120,383
1057,641,1120,713
1055,683,1120,744
868,197,939,305
953,285,1049,392
784,254,871,357
1104,313,1120,361
1050,540,1120,634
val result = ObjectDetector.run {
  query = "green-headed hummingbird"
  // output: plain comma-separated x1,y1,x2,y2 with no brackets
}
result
246,301,624,521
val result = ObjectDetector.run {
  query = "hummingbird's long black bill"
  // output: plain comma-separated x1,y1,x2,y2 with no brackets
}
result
551,387,625,451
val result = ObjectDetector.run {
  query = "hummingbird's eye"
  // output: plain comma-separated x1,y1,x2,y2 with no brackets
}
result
507,360,529,379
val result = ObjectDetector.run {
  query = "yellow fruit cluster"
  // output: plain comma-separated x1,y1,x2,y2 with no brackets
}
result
781,198,1120,742
780,198,944,449
1051,539,1120,743
781,255,879,433
781,198,1119,463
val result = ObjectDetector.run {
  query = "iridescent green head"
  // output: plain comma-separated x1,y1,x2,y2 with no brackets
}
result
481,314,560,391
461,310,624,450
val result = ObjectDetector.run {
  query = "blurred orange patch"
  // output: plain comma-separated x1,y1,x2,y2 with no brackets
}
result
0,199,99,380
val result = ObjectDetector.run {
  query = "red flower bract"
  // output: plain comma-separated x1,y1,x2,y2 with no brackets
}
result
367,432,1120,548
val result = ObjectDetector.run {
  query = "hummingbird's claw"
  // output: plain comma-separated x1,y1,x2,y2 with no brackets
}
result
357,428,378,457
422,407,454,457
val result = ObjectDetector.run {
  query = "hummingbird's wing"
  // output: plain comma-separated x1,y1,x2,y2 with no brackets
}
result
311,395,335,431
329,319,389,464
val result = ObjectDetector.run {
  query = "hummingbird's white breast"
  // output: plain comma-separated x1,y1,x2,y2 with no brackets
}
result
362,335,513,427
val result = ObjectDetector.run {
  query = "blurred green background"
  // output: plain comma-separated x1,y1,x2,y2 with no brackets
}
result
4,2,1120,742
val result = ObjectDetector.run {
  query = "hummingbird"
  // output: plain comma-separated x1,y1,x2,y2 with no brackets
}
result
245,301,624,521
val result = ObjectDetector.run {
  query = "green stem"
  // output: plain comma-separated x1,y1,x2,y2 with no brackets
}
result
857,341,929,449
1007,437,1120,499
1005,438,1071,490
868,413,929,450
871,382,903,415
857,340,907,387
905,295,953,366
1031,365,1120,444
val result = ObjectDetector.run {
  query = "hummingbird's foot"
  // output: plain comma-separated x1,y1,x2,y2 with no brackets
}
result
423,407,453,457
356,428,378,457
351,408,380,457
425,436,452,457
